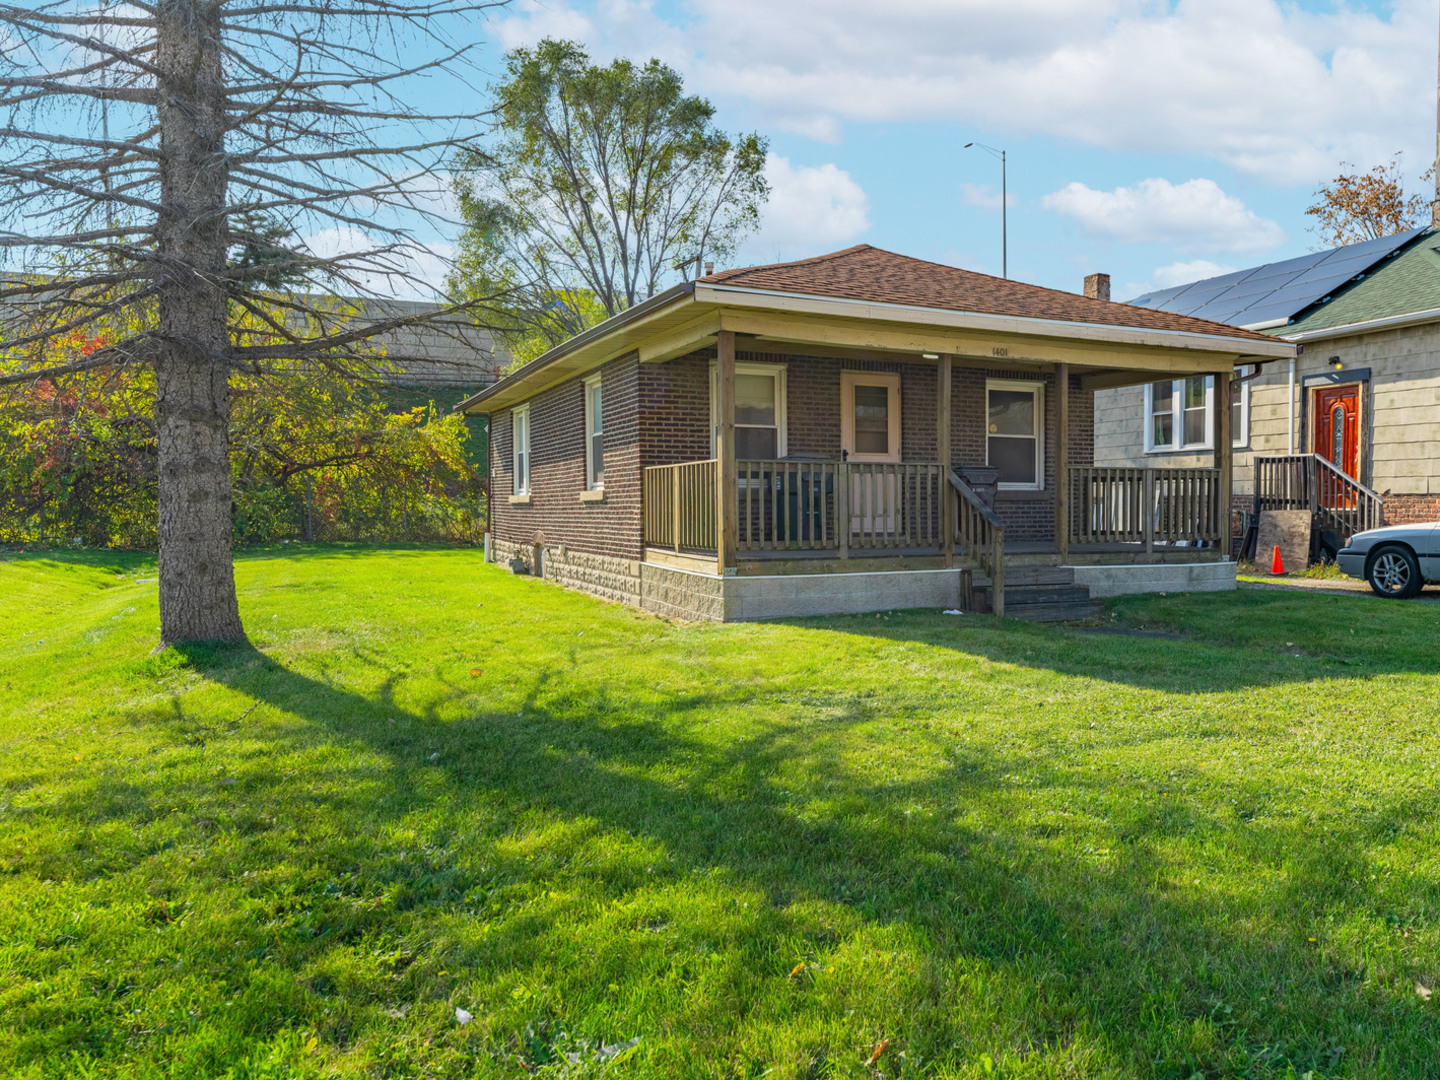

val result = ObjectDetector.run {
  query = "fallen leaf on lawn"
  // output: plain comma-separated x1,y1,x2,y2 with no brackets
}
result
598,1037,640,1062
455,1007,473,1025
864,1039,890,1066
470,668,483,675
789,962,805,977
306,1036,319,1052
1418,982,1433,1001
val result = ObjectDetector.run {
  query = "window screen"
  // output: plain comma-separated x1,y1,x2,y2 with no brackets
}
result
987,385,1040,487
852,384,890,455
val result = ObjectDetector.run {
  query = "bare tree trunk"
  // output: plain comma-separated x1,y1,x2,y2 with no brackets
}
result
154,0,244,645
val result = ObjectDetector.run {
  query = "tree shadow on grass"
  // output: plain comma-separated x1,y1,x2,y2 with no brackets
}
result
774,588,1440,694
43,640,1417,1077
234,541,480,563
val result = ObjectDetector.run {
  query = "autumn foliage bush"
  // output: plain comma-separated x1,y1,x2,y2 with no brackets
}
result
1,329,485,548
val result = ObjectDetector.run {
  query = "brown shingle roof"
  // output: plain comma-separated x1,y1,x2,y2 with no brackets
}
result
701,245,1278,344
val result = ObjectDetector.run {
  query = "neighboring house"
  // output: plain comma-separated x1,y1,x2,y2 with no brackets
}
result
1095,228,1440,547
358,298,506,391
459,246,1292,622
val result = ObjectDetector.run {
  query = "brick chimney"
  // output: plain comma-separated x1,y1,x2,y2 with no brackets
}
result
1084,273,1111,302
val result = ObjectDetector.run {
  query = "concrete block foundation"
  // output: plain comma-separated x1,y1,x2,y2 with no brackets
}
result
492,537,1235,619
1068,560,1236,598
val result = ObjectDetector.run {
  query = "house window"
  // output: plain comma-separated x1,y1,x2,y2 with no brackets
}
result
583,374,603,489
1149,379,1175,448
1144,373,1250,452
1231,364,1253,446
986,379,1043,490
712,361,787,459
511,404,530,495
1182,375,1208,445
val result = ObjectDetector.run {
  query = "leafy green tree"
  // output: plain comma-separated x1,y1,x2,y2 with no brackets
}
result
450,39,769,355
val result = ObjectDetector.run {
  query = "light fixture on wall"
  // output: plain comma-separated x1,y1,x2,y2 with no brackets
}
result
922,352,939,359
1330,355,1343,370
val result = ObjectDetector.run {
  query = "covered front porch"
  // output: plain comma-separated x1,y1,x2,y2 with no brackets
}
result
640,332,1237,617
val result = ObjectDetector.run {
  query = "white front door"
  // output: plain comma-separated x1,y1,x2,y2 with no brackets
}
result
841,372,901,537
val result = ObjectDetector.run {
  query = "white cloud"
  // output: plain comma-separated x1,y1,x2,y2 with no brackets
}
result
501,0,1438,186
493,0,598,49
302,226,453,301
1122,259,1238,302
1150,260,1237,290
959,183,1016,212
1042,178,1284,256
746,153,870,255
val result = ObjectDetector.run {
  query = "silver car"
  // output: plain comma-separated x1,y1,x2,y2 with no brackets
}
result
1337,523,1440,598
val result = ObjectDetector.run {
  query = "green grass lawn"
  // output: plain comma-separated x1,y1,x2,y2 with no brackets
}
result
2,545,1439,1079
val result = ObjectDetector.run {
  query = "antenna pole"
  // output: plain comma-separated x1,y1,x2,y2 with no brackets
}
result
1434,2,1439,227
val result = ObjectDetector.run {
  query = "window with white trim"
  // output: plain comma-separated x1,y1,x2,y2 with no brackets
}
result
583,374,603,489
986,379,1044,490
511,404,530,495
711,361,787,459
1231,364,1253,446
1144,373,1250,452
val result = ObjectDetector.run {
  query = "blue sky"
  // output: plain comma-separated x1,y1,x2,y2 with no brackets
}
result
412,0,1440,301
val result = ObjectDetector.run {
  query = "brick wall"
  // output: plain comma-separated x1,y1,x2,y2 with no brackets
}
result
1381,493,1440,525
491,352,643,561
640,353,711,466
953,367,1092,544
489,349,1096,555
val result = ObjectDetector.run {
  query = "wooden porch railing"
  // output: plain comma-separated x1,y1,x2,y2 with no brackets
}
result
1253,454,1383,541
642,458,947,556
736,460,944,553
1070,467,1224,549
948,469,1006,618
642,459,717,552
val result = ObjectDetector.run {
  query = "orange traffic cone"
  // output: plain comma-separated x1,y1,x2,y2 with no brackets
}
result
1271,544,1285,575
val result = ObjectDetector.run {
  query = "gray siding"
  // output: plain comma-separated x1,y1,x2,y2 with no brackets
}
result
1095,320,1440,497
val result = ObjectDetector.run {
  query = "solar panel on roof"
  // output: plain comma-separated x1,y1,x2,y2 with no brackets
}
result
1125,227,1426,327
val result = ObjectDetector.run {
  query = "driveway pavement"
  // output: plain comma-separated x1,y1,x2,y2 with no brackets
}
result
1238,574,1440,601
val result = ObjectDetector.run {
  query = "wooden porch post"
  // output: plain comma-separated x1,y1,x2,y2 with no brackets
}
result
716,330,737,572
1215,368,1233,556
938,354,953,565
1055,363,1070,563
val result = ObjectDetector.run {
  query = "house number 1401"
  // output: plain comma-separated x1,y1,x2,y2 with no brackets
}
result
992,346,1008,357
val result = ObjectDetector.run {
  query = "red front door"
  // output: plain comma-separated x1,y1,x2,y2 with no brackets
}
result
1314,384,1360,478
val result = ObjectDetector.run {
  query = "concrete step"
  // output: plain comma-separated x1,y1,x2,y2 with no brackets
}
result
1004,585,1093,607
972,566,1075,588
1006,600,1107,623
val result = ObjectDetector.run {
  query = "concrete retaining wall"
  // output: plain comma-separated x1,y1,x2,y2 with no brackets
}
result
491,536,963,620
1068,560,1236,598
725,568,965,620
494,537,1236,617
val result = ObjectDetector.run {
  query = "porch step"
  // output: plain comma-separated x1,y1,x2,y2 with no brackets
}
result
1004,585,1094,607
994,565,1074,588
1003,598,1107,623
969,564,1105,622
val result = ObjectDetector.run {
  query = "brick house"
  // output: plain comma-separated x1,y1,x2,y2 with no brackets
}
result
459,247,1292,621
1096,228,1440,553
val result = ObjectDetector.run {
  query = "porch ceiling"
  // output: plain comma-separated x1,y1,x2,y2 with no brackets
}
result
459,286,1294,413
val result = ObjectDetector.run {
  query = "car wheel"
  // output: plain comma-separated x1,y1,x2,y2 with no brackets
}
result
1367,545,1423,599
